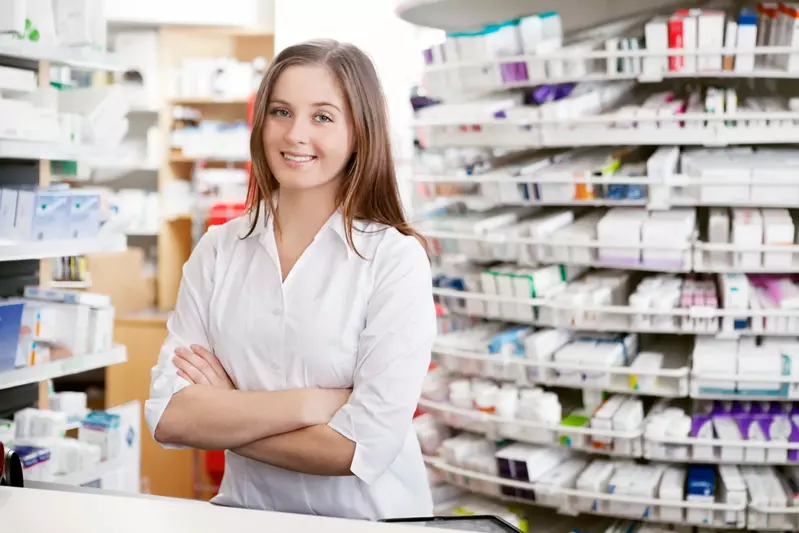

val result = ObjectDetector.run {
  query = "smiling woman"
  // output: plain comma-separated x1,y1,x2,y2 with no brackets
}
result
260,64,353,195
144,39,436,521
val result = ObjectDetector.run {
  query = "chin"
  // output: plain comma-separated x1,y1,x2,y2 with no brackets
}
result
274,174,335,191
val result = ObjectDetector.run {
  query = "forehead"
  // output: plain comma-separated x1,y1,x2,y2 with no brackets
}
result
271,64,346,108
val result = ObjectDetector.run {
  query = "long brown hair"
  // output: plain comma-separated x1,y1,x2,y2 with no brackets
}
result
245,39,423,256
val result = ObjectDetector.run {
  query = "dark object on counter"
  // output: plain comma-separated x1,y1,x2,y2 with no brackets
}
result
381,515,522,532
1,445,24,487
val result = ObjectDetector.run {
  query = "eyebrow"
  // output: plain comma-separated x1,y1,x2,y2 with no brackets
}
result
269,99,342,113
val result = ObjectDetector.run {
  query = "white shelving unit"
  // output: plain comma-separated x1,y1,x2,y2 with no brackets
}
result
0,31,138,494
403,2,799,531
0,235,128,262
0,41,127,71
0,345,127,391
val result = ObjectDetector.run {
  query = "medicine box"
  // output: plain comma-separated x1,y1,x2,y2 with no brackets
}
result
79,411,121,461
686,465,716,524
0,301,25,371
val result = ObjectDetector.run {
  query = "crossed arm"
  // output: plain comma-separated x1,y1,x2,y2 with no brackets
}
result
154,345,356,476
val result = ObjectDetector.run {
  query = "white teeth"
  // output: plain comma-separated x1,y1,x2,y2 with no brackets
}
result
283,153,314,162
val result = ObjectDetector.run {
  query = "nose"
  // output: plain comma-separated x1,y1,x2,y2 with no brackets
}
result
285,116,310,145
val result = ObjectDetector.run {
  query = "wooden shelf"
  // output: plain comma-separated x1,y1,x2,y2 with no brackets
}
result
157,27,271,311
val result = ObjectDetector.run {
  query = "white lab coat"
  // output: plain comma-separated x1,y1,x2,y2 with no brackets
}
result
144,209,435,519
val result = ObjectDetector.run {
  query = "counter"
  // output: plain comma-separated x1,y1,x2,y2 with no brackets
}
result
0,483,443,533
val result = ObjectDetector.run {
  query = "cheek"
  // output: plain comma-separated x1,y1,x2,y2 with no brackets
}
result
317,130,352,167
263,122,282,148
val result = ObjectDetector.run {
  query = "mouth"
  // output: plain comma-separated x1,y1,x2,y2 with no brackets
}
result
281,152,317,163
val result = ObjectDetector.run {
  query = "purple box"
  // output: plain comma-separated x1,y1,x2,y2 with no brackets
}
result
499,62,529,84
691,414,714,438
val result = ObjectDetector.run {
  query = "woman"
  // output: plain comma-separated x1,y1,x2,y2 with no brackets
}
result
144,39,436,520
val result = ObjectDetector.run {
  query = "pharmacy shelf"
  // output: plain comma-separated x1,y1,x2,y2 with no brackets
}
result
417,122,799,149
425,230,692,273
418,193,799,211
434,347,799,401
49,279,92,290
427,68,799,97
0,139,128,163
422,48,799,97
426,231,799,275
419,398,642,456
422,398,799,464
433,345,689,398
0,235,127,262
645,433,799,465
0,345,127,391
0,42,127,72
53,453,129,487
433,287,799,339
424,456,747,530
396,0,536,31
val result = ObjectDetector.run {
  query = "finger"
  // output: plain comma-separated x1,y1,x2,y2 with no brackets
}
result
175,347,217,383
190,345,227,378
176,369,192,383
173,354,210,385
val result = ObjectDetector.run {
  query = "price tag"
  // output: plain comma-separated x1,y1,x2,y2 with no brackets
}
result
629,374,640,391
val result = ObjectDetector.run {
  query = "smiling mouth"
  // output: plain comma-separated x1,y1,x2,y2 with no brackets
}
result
281,152,317,163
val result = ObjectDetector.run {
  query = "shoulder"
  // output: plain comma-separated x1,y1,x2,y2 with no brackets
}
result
197,214,257,250
356,222,430,281
188,214,257,266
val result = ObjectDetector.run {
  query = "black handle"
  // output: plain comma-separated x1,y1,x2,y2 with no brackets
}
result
1,448,24,488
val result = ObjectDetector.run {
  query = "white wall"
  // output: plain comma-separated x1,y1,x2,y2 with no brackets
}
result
105,0,274,30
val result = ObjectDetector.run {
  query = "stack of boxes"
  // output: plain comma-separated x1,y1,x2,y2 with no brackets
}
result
0,187,102,242
0,287,115,372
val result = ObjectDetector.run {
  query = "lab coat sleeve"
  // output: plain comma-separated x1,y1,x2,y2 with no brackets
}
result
144,225,220,449
327,234,436,486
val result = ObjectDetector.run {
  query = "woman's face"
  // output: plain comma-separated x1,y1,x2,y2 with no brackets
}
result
264,64,354,192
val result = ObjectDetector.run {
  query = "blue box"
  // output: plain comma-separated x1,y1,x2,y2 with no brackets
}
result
0,302,24,371
686,465,716,498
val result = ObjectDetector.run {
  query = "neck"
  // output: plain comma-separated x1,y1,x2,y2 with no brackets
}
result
274,183,338,241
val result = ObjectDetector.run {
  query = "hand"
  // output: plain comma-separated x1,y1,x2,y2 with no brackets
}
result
173,345,236,390
305,388,352,425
